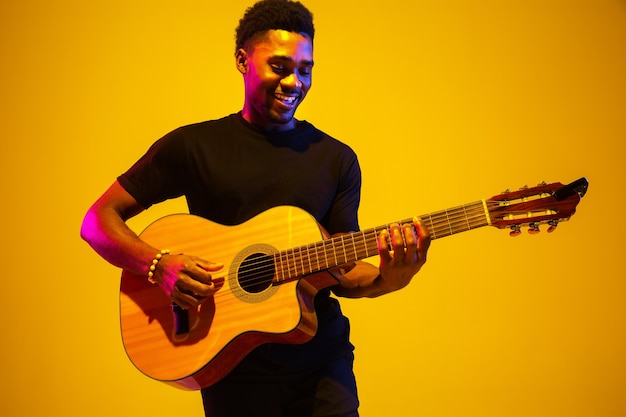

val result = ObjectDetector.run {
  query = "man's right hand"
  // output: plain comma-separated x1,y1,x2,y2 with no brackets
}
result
153,254,223,310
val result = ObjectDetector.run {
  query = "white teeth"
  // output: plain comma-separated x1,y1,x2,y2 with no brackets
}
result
276,94,297,104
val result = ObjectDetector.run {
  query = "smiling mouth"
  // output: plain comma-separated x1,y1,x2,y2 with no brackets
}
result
274,93,298,107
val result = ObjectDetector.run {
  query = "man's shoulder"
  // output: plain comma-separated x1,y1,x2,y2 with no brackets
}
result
297,121,353,149
161,114,244,146
178,113,239,133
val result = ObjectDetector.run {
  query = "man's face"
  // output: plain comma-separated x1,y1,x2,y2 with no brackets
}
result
238,30,313,131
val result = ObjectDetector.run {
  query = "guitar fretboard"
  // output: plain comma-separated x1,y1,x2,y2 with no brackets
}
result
273,200,490,282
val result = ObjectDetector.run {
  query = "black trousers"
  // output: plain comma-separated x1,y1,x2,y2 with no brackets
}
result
201,354,359,417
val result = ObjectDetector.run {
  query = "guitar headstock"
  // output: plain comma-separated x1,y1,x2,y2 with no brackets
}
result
486,177,588,236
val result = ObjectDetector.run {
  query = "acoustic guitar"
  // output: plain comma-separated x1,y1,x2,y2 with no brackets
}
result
120,178,588,390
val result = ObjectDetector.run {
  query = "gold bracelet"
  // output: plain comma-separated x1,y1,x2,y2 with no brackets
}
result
147,249,170,284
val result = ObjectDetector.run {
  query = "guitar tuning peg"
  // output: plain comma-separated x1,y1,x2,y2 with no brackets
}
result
501,188,511,194
509,225,522,237
528,223,541,235
519,185,529,191
538,181,547,186
547,220,559,233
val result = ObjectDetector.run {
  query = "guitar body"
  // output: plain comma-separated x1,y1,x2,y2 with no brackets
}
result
120,206,339,390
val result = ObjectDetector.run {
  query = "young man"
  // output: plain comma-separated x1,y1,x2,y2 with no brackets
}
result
80,1,430,416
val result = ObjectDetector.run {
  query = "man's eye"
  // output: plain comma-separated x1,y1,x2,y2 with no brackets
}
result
271,64,284,73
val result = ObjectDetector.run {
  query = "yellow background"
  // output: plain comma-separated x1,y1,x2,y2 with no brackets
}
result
2,0,625,416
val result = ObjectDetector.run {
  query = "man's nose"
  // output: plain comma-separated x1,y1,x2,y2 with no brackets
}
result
281,72,302,90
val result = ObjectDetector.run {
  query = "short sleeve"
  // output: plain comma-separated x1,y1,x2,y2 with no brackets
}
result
117,128,187,209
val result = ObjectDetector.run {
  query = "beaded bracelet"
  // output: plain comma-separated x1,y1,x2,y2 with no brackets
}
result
147,249,170,284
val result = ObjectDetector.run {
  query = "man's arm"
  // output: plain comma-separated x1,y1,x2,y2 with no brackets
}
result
80,181,157,273
330,218,431,298
80,180,220,309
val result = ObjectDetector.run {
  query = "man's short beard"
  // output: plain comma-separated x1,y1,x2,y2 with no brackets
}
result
267,109,295,124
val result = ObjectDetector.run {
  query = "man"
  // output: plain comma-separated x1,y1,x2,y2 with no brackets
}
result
80,0,430,416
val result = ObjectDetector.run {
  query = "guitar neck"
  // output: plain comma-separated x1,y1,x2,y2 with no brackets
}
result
273,200,490,283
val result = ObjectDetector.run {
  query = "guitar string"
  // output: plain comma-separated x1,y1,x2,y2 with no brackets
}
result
207,204,495,299
193,194,561,304
218,204,499,293
207,202,552,297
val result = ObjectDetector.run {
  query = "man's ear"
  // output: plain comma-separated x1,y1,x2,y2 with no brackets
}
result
235,49,248,74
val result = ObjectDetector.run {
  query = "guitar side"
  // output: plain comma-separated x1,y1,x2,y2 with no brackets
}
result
120,206,338,390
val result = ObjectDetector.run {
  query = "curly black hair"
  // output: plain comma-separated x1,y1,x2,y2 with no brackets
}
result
235,0,314,55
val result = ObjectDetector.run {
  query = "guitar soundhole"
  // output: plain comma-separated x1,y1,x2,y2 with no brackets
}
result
238,253,275,294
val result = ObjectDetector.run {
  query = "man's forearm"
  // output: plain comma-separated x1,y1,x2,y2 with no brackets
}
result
330,261,398,299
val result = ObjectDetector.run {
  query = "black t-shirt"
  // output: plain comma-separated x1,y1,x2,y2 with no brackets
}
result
118,113,362,378
119,113,361,234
